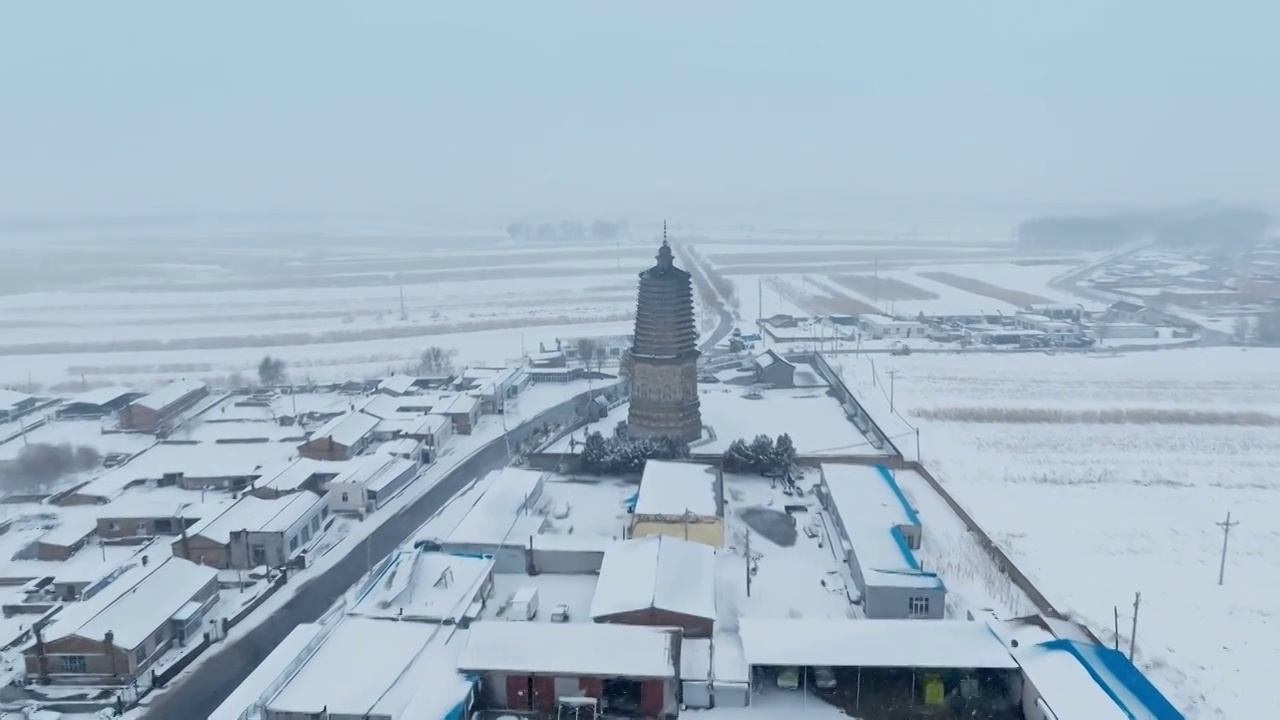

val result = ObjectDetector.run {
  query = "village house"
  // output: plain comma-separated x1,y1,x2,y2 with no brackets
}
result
858,314,928,339
751,349,796,388
172,492,329,569
325,455,420,514
23,556,219,685
296,410,379,461
376,373,418,397
118,380,209,433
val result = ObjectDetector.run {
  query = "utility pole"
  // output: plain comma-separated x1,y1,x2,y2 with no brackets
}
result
398,285,407,321
1128,592,1141,662
745,530,752,597
886,369,898,414
1216,512,1238,585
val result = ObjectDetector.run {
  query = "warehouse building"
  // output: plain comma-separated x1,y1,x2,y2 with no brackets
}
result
56,387,142,419
819,464,945,619
172,492,329,569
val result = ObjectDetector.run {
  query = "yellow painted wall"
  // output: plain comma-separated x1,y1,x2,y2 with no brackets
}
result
631,518,724,548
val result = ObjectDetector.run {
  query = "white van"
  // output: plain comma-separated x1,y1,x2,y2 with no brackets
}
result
507,586,539,620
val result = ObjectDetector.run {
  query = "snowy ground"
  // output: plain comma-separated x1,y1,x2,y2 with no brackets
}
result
699,387,890,457
839,347,1280,719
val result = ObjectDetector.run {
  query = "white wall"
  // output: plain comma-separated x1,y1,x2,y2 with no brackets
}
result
327,480,368,513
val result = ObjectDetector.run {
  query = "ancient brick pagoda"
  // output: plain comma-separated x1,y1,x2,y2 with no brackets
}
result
626,231,703,442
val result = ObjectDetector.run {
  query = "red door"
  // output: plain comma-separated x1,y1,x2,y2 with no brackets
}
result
579,677,603,701
505,675,531,710
640,679,666,718
532,675,557,712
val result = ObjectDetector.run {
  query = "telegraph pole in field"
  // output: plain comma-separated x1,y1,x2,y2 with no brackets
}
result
1216,512,1238,586
745,530,752,597
886,369,898,414
1128,592,1141,662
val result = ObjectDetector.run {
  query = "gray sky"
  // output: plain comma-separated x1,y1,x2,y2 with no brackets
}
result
2,1,1276,226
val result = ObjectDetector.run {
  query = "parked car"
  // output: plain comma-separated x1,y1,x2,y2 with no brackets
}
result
550,604,570,623
776,667,800,690
813,667,837,690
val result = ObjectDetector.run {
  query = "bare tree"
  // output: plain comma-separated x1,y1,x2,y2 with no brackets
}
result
258,356,287,385
576,338,599,370
619,350,635,381
417,346,458,375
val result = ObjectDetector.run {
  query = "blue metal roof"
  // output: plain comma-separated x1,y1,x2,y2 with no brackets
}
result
876,465,922,526
1038,639,1185,720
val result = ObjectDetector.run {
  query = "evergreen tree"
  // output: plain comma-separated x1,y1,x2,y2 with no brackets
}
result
772,433,797,473
748,434,776,473
580,431,609,472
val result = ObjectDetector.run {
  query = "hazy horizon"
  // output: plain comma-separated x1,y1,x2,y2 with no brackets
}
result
2,1,1276,226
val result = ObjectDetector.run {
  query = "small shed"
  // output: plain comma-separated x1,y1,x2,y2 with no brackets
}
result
590,535,716,637
296,411,379,461
751,349,796,388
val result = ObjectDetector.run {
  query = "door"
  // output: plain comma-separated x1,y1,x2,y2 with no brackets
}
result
579,677,603,701
532,675,557,712
640,679,666,718
505,674,531,711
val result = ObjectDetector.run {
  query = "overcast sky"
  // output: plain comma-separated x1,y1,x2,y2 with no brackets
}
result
2,2,1276,226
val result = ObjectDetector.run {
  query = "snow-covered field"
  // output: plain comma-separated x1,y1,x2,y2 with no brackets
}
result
839,347,1280,719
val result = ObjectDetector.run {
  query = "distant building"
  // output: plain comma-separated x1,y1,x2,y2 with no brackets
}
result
376,374,417,397
819,464,945,619
630,461,723,548
751,349,796,388
1107,300,1152,323
1025,304,1084,322
0,388,39,423
57,387,142,420
528,351,567,369
24,557,218,684
118,380,209,433
628,239,702,442
858,314,928,339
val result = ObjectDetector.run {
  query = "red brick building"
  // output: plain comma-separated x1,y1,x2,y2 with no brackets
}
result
118,380,208,433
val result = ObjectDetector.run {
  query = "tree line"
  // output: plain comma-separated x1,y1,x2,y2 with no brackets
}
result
1016,205,1274,252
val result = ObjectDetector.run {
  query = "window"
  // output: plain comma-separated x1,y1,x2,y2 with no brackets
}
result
134,643,148,666
154,519,173,533
289,535,299,552
311,515,320,532
341,492,349,502
60,655,87,674
107,521,119,532
250,545,267,566
301,527,311,543
320,506,329,519
136,522,147,535
908,596,931,617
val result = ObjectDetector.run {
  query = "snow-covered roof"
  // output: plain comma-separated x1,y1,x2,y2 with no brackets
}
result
712,630,750,683
0,388,35,410
266,617,469,717
351,550,494,622
209,622,324,720
375,413,449,440
37,515,97,547
132,379,206,412
376,374,417,395
1012,640,1131,720
752,349,794,370
377,438,422,457
860,314,926,328
738,618,1017,669
257,458,344,493
437,392,480,416
75,442,292,500
444,468,545,546
364,458,419,494
682,638,711,681
49,557,217,649
820,464,941,590
634,461,719,517
458,621,678,677
1039,639,1184,720
187,493,323,544
305,410,379,449
590,535,716,620
65,386,134,408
